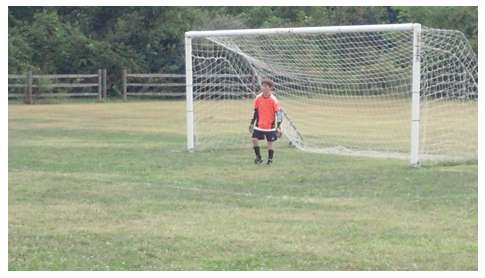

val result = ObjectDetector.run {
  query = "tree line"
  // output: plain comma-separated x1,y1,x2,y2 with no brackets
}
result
8,6,478,97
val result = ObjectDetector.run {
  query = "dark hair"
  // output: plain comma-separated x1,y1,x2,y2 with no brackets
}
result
261,78,275,87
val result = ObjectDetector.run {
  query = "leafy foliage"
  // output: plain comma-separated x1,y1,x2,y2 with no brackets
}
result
8,6,478,97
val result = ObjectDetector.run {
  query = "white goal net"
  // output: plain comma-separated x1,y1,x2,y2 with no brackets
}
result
185,24,478,166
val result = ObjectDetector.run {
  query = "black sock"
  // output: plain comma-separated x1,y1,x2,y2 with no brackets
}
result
268,149,274,160
254,146,261,158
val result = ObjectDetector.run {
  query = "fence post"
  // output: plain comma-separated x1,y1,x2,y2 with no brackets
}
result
122,69,127,100
103,69,107,99
26,70,33,104
251,72,258,93
98,69,102,100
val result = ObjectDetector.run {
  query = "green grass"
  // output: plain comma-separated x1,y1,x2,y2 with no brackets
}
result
8,99,478,270
192,96,477,164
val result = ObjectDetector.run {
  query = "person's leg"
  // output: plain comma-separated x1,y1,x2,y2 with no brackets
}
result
266,130,277,165
252,133,263,163
267,141,274,165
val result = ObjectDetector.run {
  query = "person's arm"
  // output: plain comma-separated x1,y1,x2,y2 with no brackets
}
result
274,98,282,129
251,108,258,125
249,108,258,133
276,110,282,129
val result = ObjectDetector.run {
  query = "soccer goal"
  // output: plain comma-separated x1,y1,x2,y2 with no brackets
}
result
185,23,478,166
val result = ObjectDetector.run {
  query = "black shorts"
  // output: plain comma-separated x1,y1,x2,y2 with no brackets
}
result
252,129,277,142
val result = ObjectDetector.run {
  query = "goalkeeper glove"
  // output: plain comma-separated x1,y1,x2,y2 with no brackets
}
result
249,124,254,133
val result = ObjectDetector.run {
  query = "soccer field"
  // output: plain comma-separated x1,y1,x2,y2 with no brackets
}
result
8,100,478,270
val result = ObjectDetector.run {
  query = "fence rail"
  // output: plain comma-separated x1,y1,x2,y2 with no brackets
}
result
9,70,311,101
122,70,187,100
8,70,106,102
13,69,469,102
121,70,264,99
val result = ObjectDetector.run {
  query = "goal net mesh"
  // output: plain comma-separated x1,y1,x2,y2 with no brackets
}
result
189,26,478,165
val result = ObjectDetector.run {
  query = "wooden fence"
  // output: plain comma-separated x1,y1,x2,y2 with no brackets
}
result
8,70,319,101
122,70,186,100
8,70,106,102
122,70,261,100
13,69,469,101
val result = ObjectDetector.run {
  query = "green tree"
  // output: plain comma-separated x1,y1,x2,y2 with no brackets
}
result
393,6,478,54
8,6,478,98
8,10,34,73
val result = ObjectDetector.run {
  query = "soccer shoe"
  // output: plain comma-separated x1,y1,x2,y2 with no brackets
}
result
254,157,263,164
267,159,273,165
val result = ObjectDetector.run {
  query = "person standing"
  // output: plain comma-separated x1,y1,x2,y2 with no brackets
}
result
249,78,282,165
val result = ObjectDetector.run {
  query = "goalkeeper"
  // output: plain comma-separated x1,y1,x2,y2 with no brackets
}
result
249,78,282,165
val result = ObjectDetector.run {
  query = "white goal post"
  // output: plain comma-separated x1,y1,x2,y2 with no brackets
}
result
185,23,478,166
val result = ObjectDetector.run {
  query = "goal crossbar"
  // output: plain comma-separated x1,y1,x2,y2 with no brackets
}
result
185,23,419,38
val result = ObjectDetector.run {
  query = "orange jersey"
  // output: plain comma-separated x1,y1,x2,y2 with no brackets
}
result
253,93,281,130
